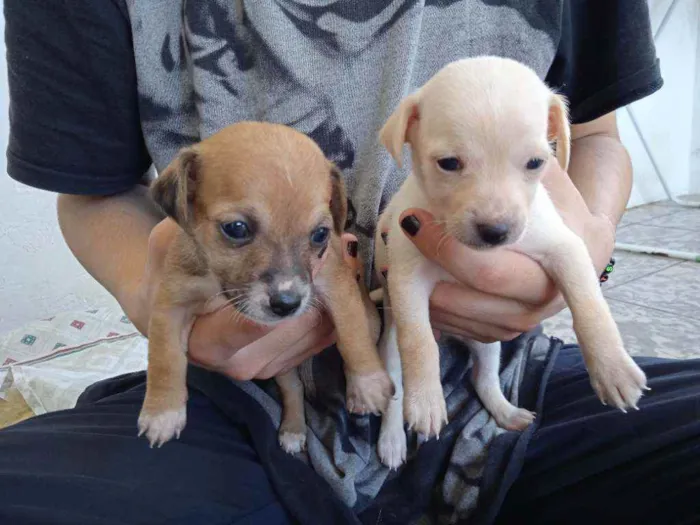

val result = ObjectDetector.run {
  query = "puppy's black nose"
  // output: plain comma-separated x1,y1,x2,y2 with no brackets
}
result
476,223,510,245
269,292,302,317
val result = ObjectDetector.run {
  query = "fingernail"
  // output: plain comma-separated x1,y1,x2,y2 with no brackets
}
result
400,215,421,236
380,231,388,245
318,244,328,259
347,241,358,258
380,267,388,280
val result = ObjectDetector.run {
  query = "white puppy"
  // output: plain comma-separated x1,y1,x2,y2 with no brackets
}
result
374,56,647,469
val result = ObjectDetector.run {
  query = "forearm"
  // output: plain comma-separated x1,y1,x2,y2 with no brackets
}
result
567,112,633,228
568,134,633,228
57,187,164,333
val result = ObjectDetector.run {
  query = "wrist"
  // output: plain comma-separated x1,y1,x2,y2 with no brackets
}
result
586,212,617,274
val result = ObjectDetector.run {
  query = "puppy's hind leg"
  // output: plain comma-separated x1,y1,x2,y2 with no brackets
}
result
377,293,408,470
276,367,307,454
469,341,535,431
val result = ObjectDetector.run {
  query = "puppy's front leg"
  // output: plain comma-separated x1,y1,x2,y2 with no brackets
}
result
389,261,447,438
523,191,647,410
543,234,646,409
138,301,192,448
276,368,307,454
321,243,394,415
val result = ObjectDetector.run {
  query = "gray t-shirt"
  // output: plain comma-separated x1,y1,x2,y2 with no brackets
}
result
5,1,662,522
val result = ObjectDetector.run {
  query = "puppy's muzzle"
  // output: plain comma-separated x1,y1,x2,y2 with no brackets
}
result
476,222,510,246
269,291,302,317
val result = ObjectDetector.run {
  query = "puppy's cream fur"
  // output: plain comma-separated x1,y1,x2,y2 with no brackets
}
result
138,122,393,451
375,57,647,469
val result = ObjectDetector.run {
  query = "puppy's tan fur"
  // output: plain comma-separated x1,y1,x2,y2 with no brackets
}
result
138,122,393,451
374,57,647,469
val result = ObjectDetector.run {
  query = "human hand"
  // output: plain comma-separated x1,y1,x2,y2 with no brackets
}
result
398,160,615,343
136,220,363,380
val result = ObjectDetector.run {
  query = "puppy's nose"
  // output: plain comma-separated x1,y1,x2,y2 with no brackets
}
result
476,223,510,245
269,291,302,317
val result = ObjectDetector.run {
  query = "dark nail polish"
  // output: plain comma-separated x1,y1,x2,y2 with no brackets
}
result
347,241,358,258
356,273,361,282
381,268,388,280
380,231,388,245
318,244,328,259
401,215,421,236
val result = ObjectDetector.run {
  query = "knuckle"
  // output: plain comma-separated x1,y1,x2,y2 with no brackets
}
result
474,334,499,344
502,332,522,342
227,361,257,381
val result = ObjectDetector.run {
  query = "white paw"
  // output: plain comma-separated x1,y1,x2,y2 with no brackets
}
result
138,407,187,448
279,430,307,454
403,382,447,438
491,406,536,431
346,370,395,415
588,350,648,411
378,423,407,470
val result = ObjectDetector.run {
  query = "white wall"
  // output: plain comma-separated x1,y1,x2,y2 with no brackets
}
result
0,10,118,332
623,0,700,206
0,0,698,332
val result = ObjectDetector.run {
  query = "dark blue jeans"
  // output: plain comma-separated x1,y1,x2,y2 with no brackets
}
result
0,346,698,525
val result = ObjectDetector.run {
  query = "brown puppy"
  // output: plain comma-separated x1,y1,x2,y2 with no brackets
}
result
138,122,393,452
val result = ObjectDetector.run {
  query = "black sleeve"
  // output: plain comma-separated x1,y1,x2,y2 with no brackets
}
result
4,0,151,195
546,0,664,124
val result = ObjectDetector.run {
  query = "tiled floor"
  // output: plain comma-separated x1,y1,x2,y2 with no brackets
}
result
543,198,700,359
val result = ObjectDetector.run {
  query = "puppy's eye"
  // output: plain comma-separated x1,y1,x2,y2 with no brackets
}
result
221,221,252,243
437,157,462,172
310,227,330,247
526,158,545,171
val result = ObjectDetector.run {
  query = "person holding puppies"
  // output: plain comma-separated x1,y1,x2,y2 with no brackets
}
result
2,1,699,524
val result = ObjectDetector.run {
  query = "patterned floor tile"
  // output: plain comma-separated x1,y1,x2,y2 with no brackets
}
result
655,194,700,207
617,203,681,228
543,299,700,359
605,262,700,319
640,208,700,232
615,224,700,253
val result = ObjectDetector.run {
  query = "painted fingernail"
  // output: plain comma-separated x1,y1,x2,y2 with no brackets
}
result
381,231,389,244
318,244,328,259
380,267,388,280
347,241,358,258
400,215,421,236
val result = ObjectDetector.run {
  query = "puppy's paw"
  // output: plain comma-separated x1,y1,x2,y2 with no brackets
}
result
588,349,647,411
278,417,307,454
378,422,407,470
403,383,447,439
346,370,395,415
279,429,307,454
491,406,536,431
138,406,187,448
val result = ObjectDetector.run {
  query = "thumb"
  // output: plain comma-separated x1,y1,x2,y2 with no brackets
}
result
398,208,470,278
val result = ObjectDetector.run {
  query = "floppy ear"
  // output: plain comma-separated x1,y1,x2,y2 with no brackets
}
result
329,165,348,235
548,93,571,172
379,93,419,168
150,146,199,230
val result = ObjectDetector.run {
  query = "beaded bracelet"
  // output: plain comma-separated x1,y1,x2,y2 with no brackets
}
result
599,257,615,284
